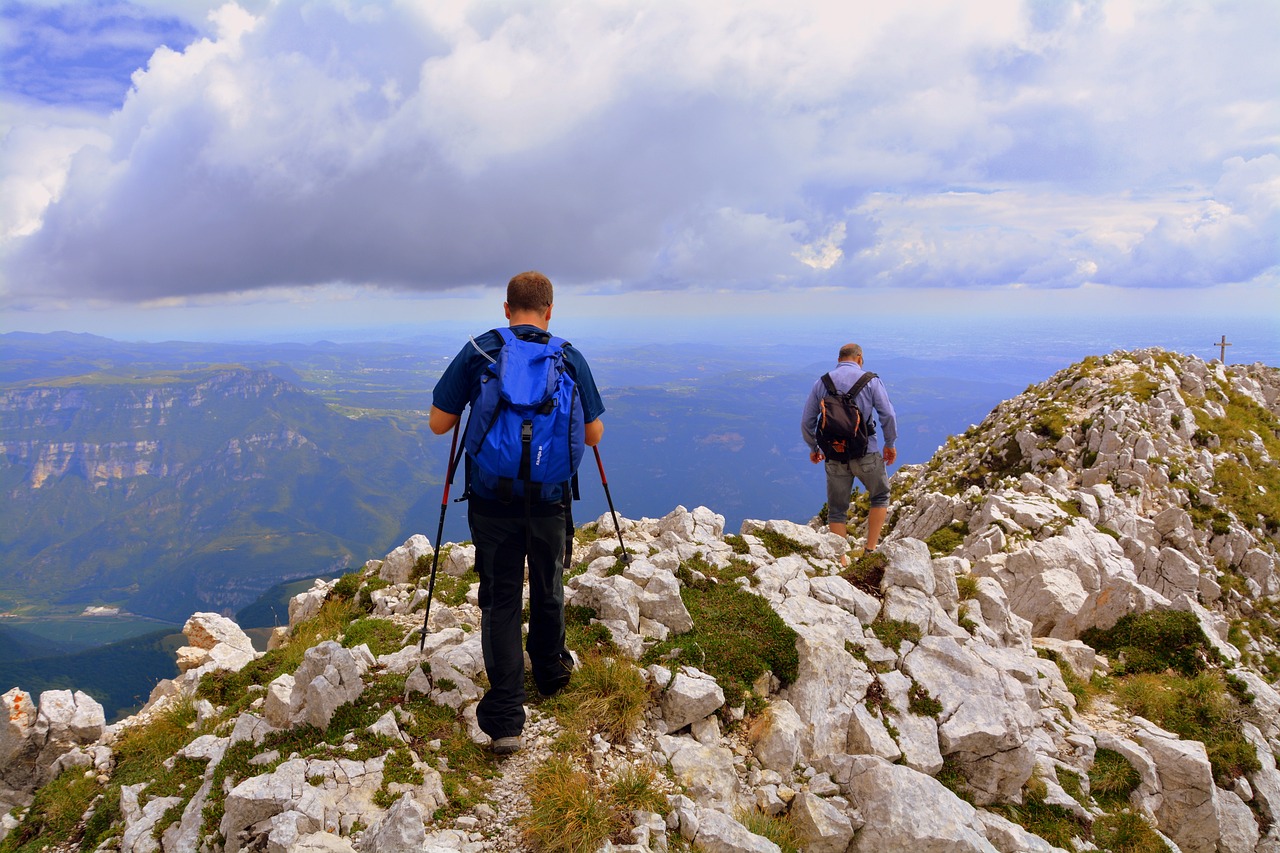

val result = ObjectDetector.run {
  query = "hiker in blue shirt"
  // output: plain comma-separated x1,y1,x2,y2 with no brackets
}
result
430,271,605,755
801,343,898,558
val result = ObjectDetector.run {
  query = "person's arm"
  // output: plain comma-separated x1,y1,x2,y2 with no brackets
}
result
429,406,460,435
565,345,606,448
430,339,480,435
871,379,898,464
800,380,822,461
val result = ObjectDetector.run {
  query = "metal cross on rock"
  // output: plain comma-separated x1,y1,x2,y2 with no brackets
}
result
1213,335,1232,364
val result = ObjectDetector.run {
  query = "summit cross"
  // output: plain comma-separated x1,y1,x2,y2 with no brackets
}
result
1213,335,1232,364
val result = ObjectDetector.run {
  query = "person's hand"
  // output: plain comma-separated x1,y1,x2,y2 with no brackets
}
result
809,449,823,464
884,447,897,465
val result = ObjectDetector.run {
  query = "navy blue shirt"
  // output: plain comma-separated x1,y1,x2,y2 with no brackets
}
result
433,325,605,502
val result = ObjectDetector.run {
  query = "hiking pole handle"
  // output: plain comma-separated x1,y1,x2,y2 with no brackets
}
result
593,445,630,564
419,420,460,652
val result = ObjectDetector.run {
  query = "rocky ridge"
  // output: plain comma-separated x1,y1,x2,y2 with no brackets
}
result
0,348,1277,852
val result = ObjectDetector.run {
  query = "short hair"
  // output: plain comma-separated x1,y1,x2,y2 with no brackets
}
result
839,343,863,361
507,271,554,313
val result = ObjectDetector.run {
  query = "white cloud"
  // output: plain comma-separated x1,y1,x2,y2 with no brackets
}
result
1,0,1277,306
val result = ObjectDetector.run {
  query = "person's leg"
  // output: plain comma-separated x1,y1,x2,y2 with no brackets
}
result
852,455,892,551
824,460,856,559
526,509,573,695
866,506,888,550
469,507,528,739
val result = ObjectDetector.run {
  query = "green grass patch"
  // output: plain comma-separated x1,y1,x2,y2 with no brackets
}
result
908,682,942,717
643,564,799,709
342,617,404,657
1080,610,1217,677
0,769,101,853
925,521,969,557
756,530,812,559
840,550,887,596
736,809,800,853
520,755,663,853
1114,672,1260,784
956,574,980,600
869,618,922,650
1089,748,1141,810
546,653,650,743
1092,811,1169,853
724,535,750,555
989,775,1090,850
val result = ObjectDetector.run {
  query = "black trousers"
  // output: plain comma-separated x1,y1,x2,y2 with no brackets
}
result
468,499,573,739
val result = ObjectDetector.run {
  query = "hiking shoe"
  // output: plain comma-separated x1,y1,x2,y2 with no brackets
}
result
489,736,522,755
535,654,575,697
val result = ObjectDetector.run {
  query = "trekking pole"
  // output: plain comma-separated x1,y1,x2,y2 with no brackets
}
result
593,445,630,564
419,420,462,652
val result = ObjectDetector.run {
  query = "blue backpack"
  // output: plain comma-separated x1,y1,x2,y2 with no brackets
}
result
464,327,585,501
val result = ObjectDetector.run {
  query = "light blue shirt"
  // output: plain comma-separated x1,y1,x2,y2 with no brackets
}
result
801,361,897,454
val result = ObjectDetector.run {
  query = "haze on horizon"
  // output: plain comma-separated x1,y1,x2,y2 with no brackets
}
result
0,0,1277,340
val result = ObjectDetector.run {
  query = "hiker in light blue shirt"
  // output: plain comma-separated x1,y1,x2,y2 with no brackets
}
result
801,343,898,557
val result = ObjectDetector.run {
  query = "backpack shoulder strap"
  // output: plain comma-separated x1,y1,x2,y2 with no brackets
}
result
847,371,877,399
820,373,838,396
494,327,516,346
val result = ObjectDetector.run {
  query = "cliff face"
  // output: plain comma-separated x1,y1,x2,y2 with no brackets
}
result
1,349,1279,853
0,368,435,621
0,370,303,490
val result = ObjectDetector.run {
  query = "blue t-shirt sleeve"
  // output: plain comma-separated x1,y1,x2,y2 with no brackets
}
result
565,346,605,423
432,331,500,414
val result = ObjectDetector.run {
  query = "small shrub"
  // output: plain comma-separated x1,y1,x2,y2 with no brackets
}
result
724,535,750,555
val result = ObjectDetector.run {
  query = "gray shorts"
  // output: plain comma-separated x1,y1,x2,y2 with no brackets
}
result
825,454,891,524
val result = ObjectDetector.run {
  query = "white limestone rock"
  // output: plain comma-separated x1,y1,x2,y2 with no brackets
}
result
289,579,337,629
902,637,1036,804
789,791,856,853
827,754,999,852
442,543,476,577
379,534,433,585
658,735,739,807
691,806,781,853
289,641,372,730
751,699,805,774
650,665,725,734
778,623,874,760
364,793,428,852
177,612,258,673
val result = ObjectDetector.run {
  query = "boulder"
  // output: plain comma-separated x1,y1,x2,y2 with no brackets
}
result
379,535,433,585
827,755,999,852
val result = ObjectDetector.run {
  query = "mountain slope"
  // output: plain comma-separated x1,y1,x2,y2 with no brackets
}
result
2,348,1279,853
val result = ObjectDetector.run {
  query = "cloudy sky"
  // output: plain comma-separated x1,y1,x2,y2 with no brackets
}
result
1,0,1277,340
